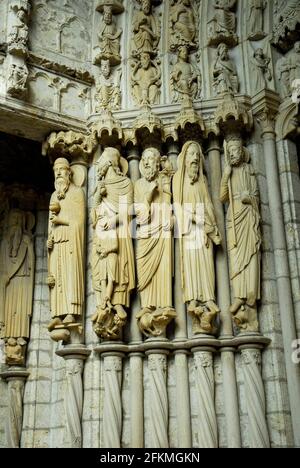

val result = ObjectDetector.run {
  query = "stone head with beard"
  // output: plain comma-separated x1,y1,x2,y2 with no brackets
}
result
53,158,71,200
185,141,203,185
141,147,161,182
7,209,24,258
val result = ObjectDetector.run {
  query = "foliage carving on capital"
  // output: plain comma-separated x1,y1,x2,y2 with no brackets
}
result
43,131,98,164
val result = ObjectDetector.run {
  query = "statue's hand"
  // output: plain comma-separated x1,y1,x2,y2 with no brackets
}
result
241,192,251,205
47,238,54,250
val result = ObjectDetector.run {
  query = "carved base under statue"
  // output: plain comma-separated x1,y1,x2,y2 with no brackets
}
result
4,338,27,366
231,303,259,334
92,305,127,340
48,316,83,343
137,307,177,338
207,29,238,48
8,43,27,58
188,302,220,336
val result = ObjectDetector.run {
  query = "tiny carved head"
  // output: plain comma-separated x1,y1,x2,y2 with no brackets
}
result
17,9,27,22
227,138,244,166
142,147,161,181
178,45,189,62
54,158,71,199
103,5,113,24
141,52,151,69
254,48,264,59
141,0,151,15
101,59,111,78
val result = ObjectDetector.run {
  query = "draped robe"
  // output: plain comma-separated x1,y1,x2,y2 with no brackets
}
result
220,163,261,305
135,174,173,309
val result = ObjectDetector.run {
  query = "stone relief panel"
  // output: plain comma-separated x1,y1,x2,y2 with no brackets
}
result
60,83,90,119
29,0,92,66
207,0,238,48
169,0,200,51
27,70,57,111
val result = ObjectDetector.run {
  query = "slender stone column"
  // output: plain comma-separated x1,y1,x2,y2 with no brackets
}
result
102,352,124,448
168,141,192,448
0,368,29,448
193,347,218,448
127,145,144,448
56,345,91,448
146,348,169,448
207,135,241,448
239,344,270,448
255,105,300,446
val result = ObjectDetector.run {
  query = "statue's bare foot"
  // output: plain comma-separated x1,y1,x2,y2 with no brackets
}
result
230,298,245,315
48,318,62,331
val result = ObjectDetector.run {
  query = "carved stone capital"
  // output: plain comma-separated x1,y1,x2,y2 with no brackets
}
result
42,130,98,166
91,110,123,147
214,93,253,136
252,89,281,138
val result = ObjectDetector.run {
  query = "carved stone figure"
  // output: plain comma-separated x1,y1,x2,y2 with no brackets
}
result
8,7,29,57
289,42,300,87
170,0,197,50
173,142,221,335
170,45,201,103
131,52,161,106
248,0,267,40
132,0,160,56
250,48,272,93
91,148,135,340
95,59,121,111
7,63,28,99
0,209,35,366
47,158,85,337
208,0,237,46
134,148,176,337
95,5,122,66
220,138,261,332
213,43,239,95
276,56,291,99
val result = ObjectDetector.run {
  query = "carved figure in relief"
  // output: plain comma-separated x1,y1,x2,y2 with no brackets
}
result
173,142,221,335
95,5,122,66
250,48,272,93
170,0,197,49
95,59,121,111
0,209,35,365
131,52,161,106
91,148,135,340
248,0,267,40
170,45,201,102
289,42,300,87
208,0,237,46
8,8,29,56
7,63,28,98
47,158,85,331
220,138,261,333
276,56,291,98
134,148,176,337
213,43,239,95
132,0,159,56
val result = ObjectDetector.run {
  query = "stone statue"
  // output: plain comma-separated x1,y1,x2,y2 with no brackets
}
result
170,0,197,50
132,0,160,56
0,209,35,366
173,141,221,335
8,7,29,56
91,148,135,340
170,45,201,103
248,0,267,40
220,138,261,332
288,42,300,87
213,43,239,95
7,64,28,99
47,158,85,337
208,0,237,46
276,56,291,99
95,59,121,111
134,148,176,337
95,5,122,66
250,48,272,93
131,52,161,106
